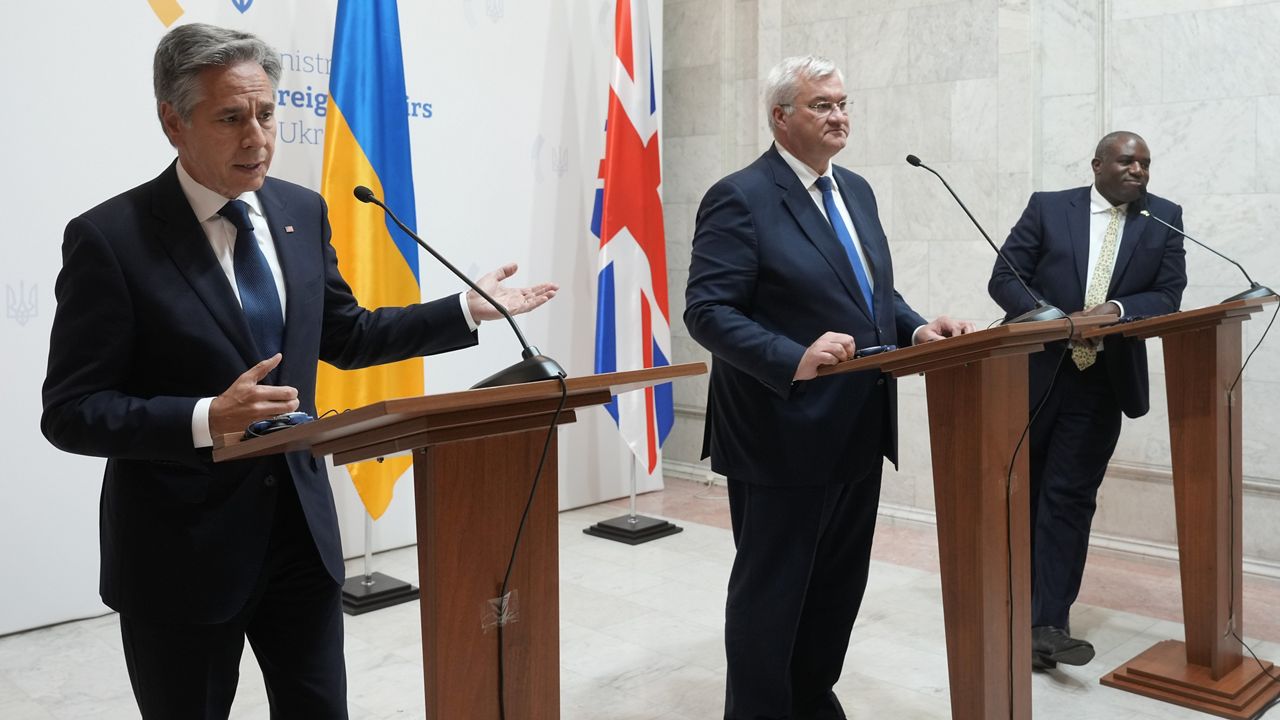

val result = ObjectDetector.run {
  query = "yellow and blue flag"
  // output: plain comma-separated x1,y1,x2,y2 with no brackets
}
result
317,0,420,520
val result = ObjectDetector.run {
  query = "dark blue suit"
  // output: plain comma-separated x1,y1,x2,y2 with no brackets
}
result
686,146,924,718
41,162,477,716
989,187,1185,629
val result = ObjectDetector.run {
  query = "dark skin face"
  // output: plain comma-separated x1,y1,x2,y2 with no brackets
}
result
1091,134,1150,207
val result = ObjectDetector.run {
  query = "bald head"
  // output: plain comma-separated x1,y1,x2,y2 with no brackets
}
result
1092,131,1151,206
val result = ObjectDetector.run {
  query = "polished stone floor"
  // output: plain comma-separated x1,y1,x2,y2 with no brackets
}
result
2,478,1279,719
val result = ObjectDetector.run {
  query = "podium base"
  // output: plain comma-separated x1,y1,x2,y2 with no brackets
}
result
1100,640,1280,719
583,514,683,545
341,571,419,616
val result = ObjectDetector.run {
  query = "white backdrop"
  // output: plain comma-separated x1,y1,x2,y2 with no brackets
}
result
0,0,663,635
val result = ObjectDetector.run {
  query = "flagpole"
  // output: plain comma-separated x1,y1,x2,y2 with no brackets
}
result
339,463,419,615
583,449,682,545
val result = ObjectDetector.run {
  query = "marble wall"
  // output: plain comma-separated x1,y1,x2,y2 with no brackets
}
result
662,0,1280,575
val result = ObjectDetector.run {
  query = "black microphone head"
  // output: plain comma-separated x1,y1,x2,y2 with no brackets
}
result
353,186,376,203
905,154,922,167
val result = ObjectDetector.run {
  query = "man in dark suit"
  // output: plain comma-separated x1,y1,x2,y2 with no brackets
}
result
40,24,555,719
684,55,973,720
989,131,1186,670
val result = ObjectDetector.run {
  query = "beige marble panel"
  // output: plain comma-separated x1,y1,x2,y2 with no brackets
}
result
1038,0,1099,97
907,0,999,84
846,10,912,90
997,52,1032,173
665,64,723,138
1160,4,1280,102
951,78,999,162
1172,193,1280,289
664,201,697,271
664,0,724,70
859,82,953,168
1112,98,1257,196
1093,471,1179,546
894,160,998,243
1242,379,1280,480
998,3,1031,54
928,241,1006,323
1107,17,1164,108
888,240,930,318
1258,97,1280,194
997,171,1032,236
779,17,850,64
733,0,759,81
1039,94,1099,190
1113,0,1259,21
782,0,859,26
663,134,726,204
1243,485,1280,560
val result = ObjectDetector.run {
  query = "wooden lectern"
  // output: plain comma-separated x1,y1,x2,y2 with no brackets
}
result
213,363,705,719
818,316,1108,720
1080,296,1280,719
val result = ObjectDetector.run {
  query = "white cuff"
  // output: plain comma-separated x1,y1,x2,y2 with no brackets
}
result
192,397,214,448
459,291,478,331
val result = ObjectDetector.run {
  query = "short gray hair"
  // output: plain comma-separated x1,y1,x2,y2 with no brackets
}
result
153,23,281,126
763,55,844,130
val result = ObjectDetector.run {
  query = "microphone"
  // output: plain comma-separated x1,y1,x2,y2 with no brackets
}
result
353,186,566,389
1139,207,1275,303
905,154,1066,324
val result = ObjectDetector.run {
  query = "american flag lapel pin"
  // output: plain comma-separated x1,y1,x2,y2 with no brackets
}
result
284,225,295,234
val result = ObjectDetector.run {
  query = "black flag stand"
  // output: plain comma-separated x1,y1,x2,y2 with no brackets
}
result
341,492,419,615
584,454,682,545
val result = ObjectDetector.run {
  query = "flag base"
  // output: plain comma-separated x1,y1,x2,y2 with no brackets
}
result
583,514,683,545
341,571,419,615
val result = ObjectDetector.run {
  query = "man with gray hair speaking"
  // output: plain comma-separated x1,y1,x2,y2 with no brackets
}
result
41,23,555,718
685,55,973,718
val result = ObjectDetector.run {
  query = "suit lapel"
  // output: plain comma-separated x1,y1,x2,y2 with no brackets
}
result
836,170,885,315
767,149,873,321
1108,207,1148,296
150,163,260,367
1066,190,1091,299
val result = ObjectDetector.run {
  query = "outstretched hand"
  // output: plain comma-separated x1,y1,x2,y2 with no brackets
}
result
209,354,299,437
467,263,559,321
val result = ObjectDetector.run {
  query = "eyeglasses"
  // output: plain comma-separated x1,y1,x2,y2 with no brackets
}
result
781,100,850,117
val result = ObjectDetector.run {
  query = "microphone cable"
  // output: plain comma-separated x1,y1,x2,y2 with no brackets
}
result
1003,316,1076,714
1224,301,1279,719
496,374,569,720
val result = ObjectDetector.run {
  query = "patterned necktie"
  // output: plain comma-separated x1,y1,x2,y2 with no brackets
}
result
1072,206,1122,370
218,200,284,361
815,176,875,315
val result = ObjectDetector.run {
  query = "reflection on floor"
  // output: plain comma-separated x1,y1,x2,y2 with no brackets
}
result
1,478,1278,719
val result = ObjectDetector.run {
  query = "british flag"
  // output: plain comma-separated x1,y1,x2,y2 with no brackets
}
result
590,0,673,475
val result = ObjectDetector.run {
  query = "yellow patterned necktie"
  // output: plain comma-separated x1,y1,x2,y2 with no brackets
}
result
1072,206,1122,370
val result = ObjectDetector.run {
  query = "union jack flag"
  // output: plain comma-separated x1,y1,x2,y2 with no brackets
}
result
590,0,673,475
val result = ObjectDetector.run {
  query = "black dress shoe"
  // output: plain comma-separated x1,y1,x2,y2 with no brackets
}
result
1032,625,1094,666
1031,652,1057,670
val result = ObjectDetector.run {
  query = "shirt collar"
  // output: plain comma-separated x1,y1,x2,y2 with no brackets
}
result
175,159,265,223
1089,185,1128,216
776,143,835,191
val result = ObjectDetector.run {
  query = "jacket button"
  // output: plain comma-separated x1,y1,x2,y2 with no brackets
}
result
264,475,277,487
876,378,885,386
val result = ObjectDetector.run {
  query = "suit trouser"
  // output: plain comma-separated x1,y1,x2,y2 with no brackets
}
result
119,469,347,720
1028,352,1123,630
723,467,883,720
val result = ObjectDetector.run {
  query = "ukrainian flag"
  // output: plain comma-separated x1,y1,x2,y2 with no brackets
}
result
317,0,420,520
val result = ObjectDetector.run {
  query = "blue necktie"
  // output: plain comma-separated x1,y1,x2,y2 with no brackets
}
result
218,200,284,360
815,176,875,314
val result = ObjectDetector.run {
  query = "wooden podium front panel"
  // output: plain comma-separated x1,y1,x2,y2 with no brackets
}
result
926,354,1032,720
413,429,560,720
1164,324,1245,675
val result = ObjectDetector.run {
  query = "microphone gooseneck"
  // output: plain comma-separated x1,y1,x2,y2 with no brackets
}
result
1138,209,1275,302
903,155,1067,324
353,186,566,388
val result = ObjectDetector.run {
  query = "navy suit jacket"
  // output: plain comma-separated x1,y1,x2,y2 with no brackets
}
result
988,187,1186,418
42,162,478,624
684,146,926,486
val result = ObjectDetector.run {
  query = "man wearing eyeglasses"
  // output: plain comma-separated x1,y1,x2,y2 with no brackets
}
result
685,55,974,719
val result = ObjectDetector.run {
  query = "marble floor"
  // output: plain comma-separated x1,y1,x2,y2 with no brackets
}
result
2,478,1280,719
